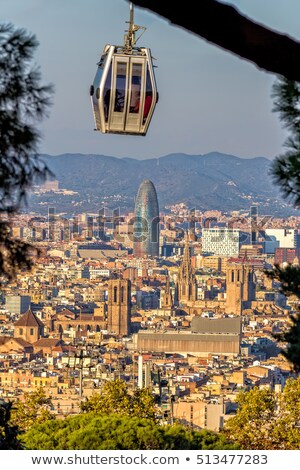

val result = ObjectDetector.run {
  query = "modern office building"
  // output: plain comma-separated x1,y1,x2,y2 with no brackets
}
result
265,228,297,249
5,295,31,315
250,205,259,244
133,180,160,258
201,228,249,257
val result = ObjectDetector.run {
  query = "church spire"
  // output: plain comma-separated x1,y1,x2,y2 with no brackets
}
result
162,274,173,309
175,230,197,305
181,230,192,277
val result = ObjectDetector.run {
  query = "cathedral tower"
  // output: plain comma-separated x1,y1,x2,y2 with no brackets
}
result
225,260,256,315
175,232,197,305
161,275,173,309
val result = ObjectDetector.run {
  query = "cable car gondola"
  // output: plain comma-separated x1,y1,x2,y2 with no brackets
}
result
90,2,158,136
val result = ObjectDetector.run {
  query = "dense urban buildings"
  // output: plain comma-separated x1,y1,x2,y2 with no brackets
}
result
0,192,299,433
133,179,160,258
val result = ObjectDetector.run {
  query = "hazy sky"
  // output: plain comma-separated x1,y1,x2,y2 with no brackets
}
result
2,0,300,160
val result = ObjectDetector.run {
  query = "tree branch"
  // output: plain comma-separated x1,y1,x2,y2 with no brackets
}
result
131,0,300,82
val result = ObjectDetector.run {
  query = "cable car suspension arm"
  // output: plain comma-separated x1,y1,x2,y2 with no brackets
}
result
124,2,146,53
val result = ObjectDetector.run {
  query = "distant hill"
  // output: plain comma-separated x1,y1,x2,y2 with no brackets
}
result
27,152,296,216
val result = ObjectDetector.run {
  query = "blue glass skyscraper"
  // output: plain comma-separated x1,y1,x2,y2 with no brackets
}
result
133,180,159,258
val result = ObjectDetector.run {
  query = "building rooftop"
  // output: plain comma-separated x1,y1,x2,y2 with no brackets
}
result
14,309,44,328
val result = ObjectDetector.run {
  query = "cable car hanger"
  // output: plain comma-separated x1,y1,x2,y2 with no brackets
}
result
90,2,158,136
124,2,146,52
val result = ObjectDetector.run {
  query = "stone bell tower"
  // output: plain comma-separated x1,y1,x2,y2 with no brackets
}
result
107,278,131,336
175,232,197,305
225,260,256,315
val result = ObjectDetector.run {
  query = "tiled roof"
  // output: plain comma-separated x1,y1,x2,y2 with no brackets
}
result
14,309,44,328
0,335,33,348
33,338,62,347
11,337,33,348
55,309,77,320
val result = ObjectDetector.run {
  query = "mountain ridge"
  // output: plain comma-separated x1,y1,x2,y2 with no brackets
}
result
29,152,293,216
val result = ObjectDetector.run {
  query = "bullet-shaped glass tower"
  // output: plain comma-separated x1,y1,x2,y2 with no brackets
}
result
133,180,159,258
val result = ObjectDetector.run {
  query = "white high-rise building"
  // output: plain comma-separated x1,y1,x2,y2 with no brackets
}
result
265,229,297,249
201,228,248,257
